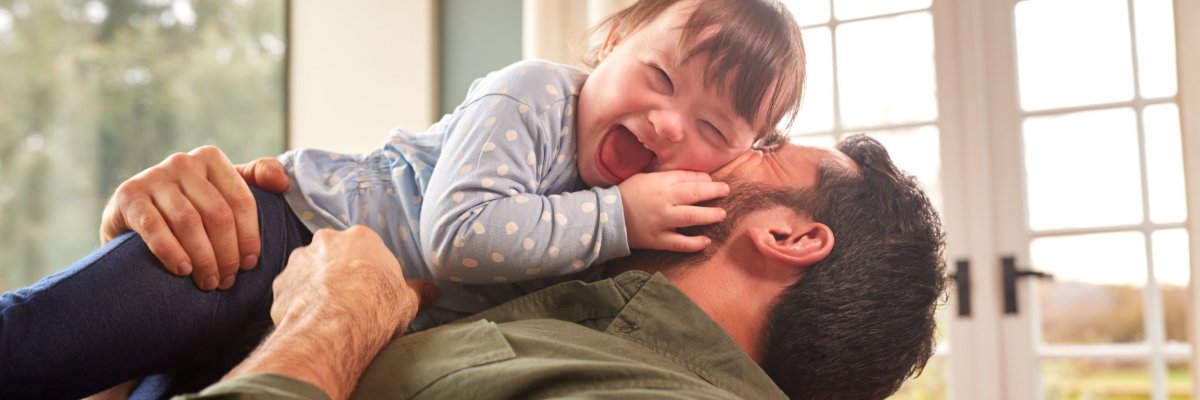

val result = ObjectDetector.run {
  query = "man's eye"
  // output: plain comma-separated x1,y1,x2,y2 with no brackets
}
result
653,65,674,93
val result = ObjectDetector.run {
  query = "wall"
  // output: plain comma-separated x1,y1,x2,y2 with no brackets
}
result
439,0,523,115
522,0,634,67
288,1,437,153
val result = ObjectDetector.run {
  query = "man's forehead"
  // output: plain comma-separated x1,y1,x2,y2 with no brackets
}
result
779,144,856,171
822,146,857,173
714,144,855,187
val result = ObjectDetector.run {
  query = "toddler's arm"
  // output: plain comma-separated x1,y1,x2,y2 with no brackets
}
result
420,92,629,284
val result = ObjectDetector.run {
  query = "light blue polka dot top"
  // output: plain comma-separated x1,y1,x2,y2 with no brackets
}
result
278,60,630,329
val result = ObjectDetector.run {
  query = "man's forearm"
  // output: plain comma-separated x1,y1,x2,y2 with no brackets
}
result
226,309,399,400
213,228,426,399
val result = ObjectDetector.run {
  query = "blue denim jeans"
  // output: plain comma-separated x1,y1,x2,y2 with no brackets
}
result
0,187,311,399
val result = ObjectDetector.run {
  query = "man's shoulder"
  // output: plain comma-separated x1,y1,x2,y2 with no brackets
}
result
357,318,744,399
458,271,653,326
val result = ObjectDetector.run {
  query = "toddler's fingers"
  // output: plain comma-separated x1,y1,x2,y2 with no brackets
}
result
654,233,712,253
658,170,713,184
153,188,222,291
670,180,730,205
667,205,727,228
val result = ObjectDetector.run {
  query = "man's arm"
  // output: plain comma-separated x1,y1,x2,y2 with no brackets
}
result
224,300,390,400
200,226,436,400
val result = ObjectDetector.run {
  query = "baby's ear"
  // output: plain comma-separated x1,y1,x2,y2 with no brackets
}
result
748,221,834,270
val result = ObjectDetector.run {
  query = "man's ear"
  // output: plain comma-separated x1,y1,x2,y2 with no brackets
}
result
748,222,835,269
599,19,621,60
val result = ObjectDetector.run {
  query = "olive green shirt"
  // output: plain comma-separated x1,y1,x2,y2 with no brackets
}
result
180,271,786,399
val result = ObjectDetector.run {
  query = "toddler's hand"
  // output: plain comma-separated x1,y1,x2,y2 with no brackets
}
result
99,146,290,291
617,171,729,252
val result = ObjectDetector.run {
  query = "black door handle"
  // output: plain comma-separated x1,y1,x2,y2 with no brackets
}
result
1002,255,1054,315
948,259,971,317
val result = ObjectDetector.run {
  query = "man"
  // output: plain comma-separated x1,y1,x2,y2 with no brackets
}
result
178,135,946,400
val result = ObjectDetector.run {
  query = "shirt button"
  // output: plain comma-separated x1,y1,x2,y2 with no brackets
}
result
618,322,638,334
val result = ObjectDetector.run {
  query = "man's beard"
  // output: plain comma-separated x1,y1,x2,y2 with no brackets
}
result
605,180,813,279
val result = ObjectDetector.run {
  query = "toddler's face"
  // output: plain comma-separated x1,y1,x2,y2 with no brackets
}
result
574,1,764,187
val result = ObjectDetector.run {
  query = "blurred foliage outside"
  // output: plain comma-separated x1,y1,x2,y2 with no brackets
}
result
1043,360,1193,400
1041,282,1191,344
890,360,1193,399
888,282,1193,399
891,357,947,400
0,0,286,292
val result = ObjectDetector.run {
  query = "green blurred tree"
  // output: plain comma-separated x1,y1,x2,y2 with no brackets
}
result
0,0,285,291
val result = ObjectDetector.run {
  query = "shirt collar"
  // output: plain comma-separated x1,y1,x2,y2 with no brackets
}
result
463,271,786,399
605,272,787,399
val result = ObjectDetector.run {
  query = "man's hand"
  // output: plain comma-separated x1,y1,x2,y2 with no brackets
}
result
617,171,729,252
99,145,290,291
228,227,437,400
271,226,435,335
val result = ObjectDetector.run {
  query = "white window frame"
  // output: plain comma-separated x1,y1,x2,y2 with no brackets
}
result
1177,0,1200,394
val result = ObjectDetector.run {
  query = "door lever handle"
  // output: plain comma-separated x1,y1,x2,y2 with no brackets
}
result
1002,255,1054,315
948,259,971,317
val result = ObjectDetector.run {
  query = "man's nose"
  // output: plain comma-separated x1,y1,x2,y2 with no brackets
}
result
648,108,687,144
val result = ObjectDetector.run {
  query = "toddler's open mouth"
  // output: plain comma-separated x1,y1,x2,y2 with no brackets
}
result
596,124,654,184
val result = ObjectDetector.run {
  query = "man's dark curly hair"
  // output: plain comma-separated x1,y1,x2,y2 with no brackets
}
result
760,134,947,399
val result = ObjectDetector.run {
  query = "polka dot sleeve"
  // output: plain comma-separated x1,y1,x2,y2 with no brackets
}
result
420,83,629,285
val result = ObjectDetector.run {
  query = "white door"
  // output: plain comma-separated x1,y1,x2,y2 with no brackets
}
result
984,0,1194,398
783,0,1199,399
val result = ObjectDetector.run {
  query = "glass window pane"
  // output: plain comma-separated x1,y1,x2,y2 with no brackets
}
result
791,27,834,135
836,12,938,129
934,302,949,345
891,356,947,400
833,0,931,21
1023,108,1142,231
1168,361,1193,399
1134,0,1178,98
1144,104,1186,223
0,0,286,292
1034,232,1147,344
782,0,831,27
1015,0,1135,111
1152,229,1190,342
789,133,836,148
1042,360,1152,398
866,126,943,214
0,8,11,32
